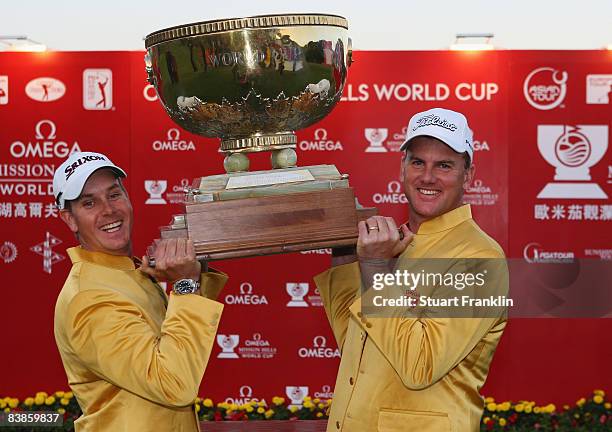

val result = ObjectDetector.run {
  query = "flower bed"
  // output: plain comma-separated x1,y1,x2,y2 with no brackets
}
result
1,390,610,431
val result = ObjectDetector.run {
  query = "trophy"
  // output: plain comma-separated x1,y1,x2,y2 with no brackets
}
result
144,14,374,260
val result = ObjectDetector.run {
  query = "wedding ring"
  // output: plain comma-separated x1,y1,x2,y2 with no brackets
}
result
368,225,379,231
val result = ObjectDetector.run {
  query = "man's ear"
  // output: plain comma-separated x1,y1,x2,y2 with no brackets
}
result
463,163,476,190
59,209,78,234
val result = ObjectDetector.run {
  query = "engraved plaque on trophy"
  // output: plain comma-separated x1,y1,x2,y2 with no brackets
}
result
144,14,375,260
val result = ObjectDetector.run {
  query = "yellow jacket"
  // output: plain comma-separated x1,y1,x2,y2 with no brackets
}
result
314,205,507,432
54,247,227,432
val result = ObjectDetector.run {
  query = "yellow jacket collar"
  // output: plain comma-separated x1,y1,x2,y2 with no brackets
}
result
67,247,136,271
416,204,472,235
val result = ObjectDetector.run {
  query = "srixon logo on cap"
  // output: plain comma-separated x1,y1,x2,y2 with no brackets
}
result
64,155,106,180
413,114,458,132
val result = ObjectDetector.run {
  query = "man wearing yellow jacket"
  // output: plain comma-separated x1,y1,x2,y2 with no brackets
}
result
53,152,226,431
315,108,508,431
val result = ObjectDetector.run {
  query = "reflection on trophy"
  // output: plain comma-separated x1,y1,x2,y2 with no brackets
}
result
364,128,389,152
144,180,168,204
145,14,375,260
537,125,608,199
217,334,240,359
286,282,309,307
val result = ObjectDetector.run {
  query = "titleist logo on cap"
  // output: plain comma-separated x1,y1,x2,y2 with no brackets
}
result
64,155,106,180
413,114,458,132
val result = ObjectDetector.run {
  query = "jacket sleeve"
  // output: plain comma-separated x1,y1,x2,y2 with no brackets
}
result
65,272,226,407
314,262,361,350
353,249,508,390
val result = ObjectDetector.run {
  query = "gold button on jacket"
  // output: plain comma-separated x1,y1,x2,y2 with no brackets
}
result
315,205,508,432
54,247,227,431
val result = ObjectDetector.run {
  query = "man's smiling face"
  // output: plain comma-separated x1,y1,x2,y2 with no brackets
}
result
60,168,133,256
401,136,474,229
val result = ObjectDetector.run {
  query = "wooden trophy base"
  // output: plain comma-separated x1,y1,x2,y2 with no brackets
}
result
156,165,376,261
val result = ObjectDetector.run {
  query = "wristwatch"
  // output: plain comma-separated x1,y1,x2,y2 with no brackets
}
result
172,278,201,295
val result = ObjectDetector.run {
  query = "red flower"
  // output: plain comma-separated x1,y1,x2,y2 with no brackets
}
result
486,421,494,430
214,411,223,421
509,413,518,424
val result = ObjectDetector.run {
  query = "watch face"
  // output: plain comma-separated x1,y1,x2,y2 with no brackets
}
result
174,279,198,295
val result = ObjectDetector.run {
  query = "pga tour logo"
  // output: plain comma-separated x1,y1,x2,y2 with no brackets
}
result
144,180,167,204
299,128,343,152
216,334,240,359
285,386,309,409
25,77,66,102
523,243,574,264
83,69,112,110
152,128,196,152
0,76,8,105
523,67,568,110
224,282,269,305
298,336,341,359
537,125,608,199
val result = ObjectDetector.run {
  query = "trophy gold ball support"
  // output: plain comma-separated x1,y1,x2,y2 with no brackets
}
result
144,14,376,261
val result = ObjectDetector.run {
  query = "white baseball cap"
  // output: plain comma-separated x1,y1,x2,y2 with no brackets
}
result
399,108,474,162
53,151,126,209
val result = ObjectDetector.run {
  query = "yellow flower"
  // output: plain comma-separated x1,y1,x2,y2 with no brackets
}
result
60,398,70,406
290,406,299,413
594,395,604,404
533,407,541,414
486,402,497,412
313,398,320,404
317,412,323,418
604,402,611,409
594,390,605,397
499,418,507,426
483,417,491,424
303,396,312,402
34,395,45,406
485,397,495,404
57,408,66,415
545,404,556,413
45,396,56,406
55,391,65,398
24,398,34,407
3,408,9,413
0,401,5,409
8,399,18,409
303,400,315,409
195,404,201,413
256,407,264,414
64,392,74,399
230,403,238,411
36,392,48,399
576,398,586,407
563,405,570,410
514,404,524,413
524,406,532,414
272,396,285,406
264,409,274,419
257,400,266,407
246,406,254,413
203,398,213,408
499,402,511,412
318,403,325,409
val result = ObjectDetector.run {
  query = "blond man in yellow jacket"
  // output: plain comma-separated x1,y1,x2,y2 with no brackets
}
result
53,152,226,431
315,108,508,432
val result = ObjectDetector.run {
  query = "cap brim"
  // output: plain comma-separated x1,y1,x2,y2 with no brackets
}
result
399,131,468,156
61,166,126,202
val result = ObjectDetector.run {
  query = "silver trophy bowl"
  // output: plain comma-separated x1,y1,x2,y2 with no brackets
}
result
145,14,351,172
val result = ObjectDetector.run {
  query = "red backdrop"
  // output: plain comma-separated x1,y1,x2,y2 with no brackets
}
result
0,50,610,406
